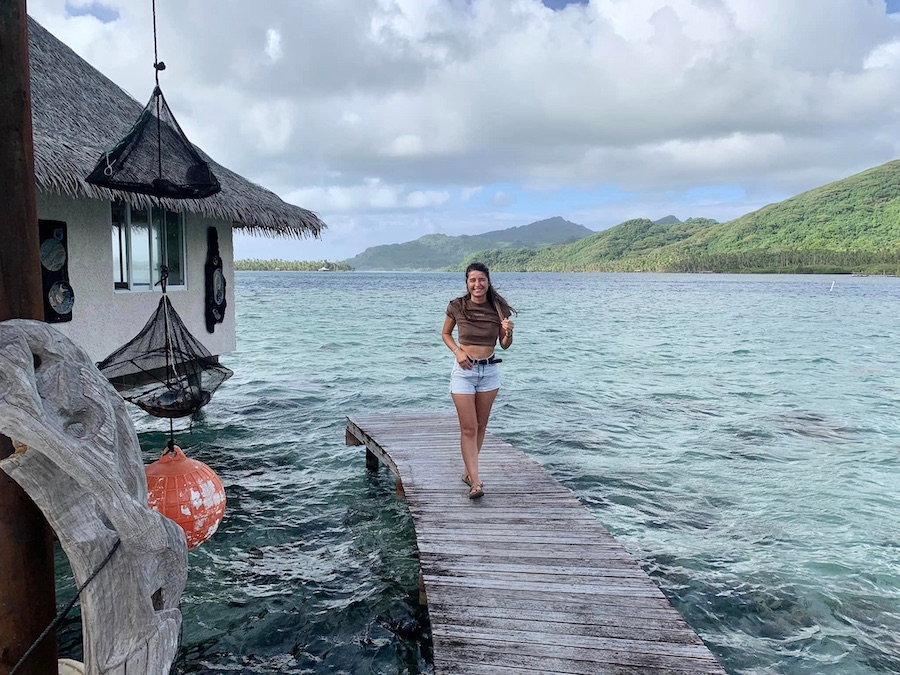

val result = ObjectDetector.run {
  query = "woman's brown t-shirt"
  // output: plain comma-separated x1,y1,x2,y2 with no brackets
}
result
446,297,507,347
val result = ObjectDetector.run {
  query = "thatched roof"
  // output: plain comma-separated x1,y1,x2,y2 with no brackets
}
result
28,16,325,238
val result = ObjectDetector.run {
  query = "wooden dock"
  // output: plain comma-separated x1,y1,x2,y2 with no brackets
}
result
346,412,727,675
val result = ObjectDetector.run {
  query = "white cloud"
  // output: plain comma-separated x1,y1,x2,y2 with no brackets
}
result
461,186,483,202
284,178,448,212
265,28,283,63
26,0,900,259
385,133,424,157
491,191,514,207
406,189,450,208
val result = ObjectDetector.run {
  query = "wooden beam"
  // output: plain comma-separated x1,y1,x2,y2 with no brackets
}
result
0,2,58,673
0,0,41,320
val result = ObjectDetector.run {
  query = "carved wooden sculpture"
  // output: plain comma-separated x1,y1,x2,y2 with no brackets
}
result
0,320,187,675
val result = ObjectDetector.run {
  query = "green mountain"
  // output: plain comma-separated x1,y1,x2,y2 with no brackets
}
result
460,160,900,273
653,215,681,225
344,216,593,270
459,217,716,270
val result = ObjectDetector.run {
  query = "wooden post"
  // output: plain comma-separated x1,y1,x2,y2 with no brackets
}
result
346,426,381,472
418,570,427,606
0,2,58,673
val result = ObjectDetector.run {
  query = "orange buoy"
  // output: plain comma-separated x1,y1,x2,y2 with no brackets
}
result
145,444,226,549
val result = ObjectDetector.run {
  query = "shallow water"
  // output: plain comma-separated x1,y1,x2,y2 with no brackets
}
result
57,272,900,674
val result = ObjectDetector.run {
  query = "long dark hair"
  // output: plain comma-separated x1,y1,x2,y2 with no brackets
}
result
457,262,517,319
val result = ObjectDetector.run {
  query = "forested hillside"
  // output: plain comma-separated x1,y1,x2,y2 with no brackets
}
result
460,161,900,273
462,217,716,270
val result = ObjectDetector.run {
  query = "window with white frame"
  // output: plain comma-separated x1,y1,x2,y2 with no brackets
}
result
111,202,186,290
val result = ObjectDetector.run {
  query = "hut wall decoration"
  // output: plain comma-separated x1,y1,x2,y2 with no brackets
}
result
205,227,227,332
38,219,74,322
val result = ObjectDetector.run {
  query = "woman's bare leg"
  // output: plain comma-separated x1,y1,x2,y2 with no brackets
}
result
474,388,499,454
452,393,481,488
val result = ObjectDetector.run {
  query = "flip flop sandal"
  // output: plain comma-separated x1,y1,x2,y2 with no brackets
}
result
468,484,484,499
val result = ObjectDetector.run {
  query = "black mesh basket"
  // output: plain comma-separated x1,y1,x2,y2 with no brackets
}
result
97,294,231,418
86,86,220,199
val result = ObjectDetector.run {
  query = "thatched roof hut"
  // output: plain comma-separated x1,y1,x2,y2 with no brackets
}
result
28,16,325,238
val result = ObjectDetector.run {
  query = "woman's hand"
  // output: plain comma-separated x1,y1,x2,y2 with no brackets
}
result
499,318,514,349
456,348,473,369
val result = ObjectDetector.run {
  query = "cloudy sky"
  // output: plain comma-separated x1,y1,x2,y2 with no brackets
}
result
28,0,900,261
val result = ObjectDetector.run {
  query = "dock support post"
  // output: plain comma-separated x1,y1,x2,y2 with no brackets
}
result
418,570,427,606
347,428,381,472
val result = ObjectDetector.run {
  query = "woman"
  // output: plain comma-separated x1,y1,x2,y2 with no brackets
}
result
442,262,516,499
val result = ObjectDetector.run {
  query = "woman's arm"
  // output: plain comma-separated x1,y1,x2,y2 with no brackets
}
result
443,315,472,367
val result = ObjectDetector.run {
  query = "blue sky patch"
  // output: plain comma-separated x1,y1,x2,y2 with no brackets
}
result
64,2,119,23
887,0,900,13
542,0,589,10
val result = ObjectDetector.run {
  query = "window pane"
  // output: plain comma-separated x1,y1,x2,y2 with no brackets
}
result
130,207,151,288
151,207,163,287
165,211,184,285
111,202,128,289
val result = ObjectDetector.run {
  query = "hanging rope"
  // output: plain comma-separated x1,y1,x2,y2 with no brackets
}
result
152,0,163,85
152,0,165,179
150,8,175,434
158,264,179,446
9,540,122,675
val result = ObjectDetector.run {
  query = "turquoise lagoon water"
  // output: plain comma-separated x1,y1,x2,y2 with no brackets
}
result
57,271,900,674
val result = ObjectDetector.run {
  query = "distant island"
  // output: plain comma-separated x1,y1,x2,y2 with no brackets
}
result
344,216,593,271
235,159,900,275
234,259,353,272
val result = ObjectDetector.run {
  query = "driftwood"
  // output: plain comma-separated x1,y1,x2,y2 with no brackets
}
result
0,320,187,675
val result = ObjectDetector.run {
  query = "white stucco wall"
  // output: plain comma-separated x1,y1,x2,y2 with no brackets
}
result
36,192,236,363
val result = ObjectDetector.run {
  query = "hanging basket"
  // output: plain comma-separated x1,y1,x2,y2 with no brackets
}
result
86,86,220,199
96,294,232,418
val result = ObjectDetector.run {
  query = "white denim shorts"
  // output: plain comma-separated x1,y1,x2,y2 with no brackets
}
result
450,360,501,395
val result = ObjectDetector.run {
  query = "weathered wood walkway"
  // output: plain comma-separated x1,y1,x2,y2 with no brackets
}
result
346,412,727,675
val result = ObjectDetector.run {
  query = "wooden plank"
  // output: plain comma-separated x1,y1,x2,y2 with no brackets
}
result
434,624,716,658
434,641,725,675
421,561,649,579
347,413,726,675
434,634,725,671
429,614,706,645
425,584,679,614
428,602,695,633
